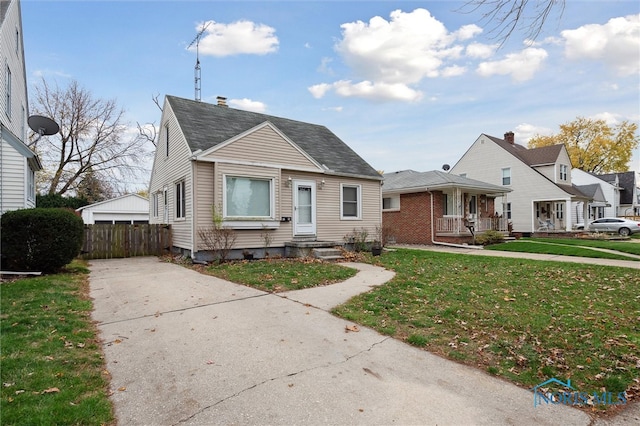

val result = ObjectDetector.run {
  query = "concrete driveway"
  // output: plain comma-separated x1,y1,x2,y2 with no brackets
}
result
90,257,598,425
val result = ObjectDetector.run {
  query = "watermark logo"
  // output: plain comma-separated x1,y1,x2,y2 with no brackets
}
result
531,378,627,408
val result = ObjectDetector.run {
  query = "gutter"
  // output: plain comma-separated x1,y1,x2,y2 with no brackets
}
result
427,190,483,250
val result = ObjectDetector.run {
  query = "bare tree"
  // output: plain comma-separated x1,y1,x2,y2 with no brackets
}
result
135,93,163,147
30,78,150,196
459,0,565,43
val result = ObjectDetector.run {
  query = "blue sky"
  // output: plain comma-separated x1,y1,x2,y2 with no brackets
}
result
21,1,640,191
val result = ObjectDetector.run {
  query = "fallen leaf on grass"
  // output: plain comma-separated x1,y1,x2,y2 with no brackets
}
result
345,325,360,333
41,387,60,394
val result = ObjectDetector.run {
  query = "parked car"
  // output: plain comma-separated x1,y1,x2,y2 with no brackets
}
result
587,218,640,236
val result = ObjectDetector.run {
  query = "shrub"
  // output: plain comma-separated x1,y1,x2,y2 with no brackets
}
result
1,208,84,273
36,193,89,209
475,230,505,246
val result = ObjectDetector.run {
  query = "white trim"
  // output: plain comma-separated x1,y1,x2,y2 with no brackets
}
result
293,180,316,236
340,183,362,220
222,174,275,220
196,121,325,171
222,220,279,230
193,156,323,174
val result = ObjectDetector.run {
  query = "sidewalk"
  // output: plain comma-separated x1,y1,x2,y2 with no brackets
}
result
390,244,640,269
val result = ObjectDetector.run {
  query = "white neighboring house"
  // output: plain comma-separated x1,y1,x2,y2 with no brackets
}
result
596,171,639,217
571,169,619,225
0,0,42,215
451,132,590,234
76,194,149,224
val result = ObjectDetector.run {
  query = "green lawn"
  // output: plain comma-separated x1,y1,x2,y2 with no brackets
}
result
201,258,357,292
0,262,114,426
486,239,639,260
332,249,640,408
530,238,640,256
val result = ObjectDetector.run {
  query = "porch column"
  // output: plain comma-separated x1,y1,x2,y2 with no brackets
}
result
565,200,571,231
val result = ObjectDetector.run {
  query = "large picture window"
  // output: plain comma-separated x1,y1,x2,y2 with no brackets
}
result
225,176,272,218
341,184,361,219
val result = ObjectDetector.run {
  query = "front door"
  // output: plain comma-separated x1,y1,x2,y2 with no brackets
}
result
293,181,316,236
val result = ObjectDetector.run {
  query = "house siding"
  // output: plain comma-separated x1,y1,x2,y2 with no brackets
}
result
1,0,33,214
148,102,193,251
202,125,320,171
451,135,571,233
193,164,381,253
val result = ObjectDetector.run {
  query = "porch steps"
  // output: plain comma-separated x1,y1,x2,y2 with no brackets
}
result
312,247,344,261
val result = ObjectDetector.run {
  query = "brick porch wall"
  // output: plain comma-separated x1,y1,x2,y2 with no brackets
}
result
383,191,442,244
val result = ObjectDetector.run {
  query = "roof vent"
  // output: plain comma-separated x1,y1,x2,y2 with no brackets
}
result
217,96,228,107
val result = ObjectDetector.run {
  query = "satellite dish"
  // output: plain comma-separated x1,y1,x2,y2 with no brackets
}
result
442,164,450,171
28,115,59,144
28,115,59,136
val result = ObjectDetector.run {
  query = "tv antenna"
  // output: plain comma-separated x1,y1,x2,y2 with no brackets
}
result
28,115,59,145
188,22,211,102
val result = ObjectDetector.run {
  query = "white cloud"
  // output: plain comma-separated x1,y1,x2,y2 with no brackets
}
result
308,83,332,99
191,20,279,57
335,8,482,85
476,48,548,82
441,65,466,77
589,112,623,126
32,69,72,79
317,57,334,75
561,14,640,76
229,98,267,113
465,42,497,59
515,123,553,142
309,80,422,102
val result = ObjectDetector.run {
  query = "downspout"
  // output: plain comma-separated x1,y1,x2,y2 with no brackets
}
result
428,189,482,250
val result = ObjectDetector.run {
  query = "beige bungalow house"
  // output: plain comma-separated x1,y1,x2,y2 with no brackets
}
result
148,95,382,260
382,170,511,245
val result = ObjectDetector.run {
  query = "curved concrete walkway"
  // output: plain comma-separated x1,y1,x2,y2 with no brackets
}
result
89,257,635,425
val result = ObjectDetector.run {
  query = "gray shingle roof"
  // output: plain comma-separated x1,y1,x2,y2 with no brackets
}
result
484,133,589,199
166,95,381,180
596,171,637,205
383,169,510,193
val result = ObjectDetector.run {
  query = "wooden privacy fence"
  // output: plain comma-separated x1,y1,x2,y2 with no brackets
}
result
80,224,172,259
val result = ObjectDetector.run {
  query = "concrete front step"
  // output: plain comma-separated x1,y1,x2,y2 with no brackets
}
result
312,247,344,261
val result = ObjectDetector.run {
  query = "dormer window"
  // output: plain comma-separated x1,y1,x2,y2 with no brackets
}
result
559,164,568,181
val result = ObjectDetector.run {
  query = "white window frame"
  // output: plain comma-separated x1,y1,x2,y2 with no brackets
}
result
222,175,276,227
505,202,512,220
559,164,568,181
382,195,400,211
555,202,564,220
340,184,362,220
27,167,35,201
165,124,169,157
501,168,511,186
152,192,159,218
175,180,186,219
5,65,11,119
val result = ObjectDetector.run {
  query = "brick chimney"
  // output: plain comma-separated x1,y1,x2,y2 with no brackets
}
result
504,131,515,145
216,96,228,107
